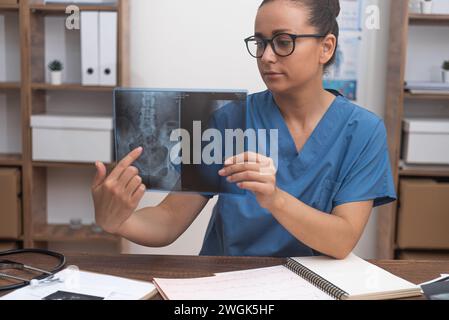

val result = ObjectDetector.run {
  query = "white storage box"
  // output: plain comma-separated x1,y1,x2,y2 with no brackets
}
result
31,114,113,163
402,118,449,165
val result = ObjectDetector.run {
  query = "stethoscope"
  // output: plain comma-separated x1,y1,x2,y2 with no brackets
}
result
0,249,66,291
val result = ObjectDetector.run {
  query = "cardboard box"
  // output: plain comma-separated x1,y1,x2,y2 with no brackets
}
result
0,241,19,252
397,179,449,249
402,118,449,165
0,0,18,5
31,114,113,163
0,168,22,239
398,250,449,261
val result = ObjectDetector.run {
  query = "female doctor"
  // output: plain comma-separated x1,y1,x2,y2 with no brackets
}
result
91,0,396,259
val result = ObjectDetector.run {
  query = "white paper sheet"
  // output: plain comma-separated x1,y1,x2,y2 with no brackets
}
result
154,266,333,300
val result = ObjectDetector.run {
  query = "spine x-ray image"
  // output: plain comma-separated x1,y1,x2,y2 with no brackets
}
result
114,89,247,196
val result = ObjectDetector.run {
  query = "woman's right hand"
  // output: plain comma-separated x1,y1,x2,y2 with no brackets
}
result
91,147,146,235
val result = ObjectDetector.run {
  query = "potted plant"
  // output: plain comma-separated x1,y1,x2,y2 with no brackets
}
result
409,0,421,13
443,60,449,83
421,0,433,14
48,60,63,85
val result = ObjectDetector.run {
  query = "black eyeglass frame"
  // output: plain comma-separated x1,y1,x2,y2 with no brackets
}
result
244,33,327,58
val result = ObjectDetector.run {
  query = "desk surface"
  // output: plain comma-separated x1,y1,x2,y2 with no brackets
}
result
1,252,448,299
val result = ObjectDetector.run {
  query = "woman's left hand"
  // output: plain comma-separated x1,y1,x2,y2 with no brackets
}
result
218,152,280,210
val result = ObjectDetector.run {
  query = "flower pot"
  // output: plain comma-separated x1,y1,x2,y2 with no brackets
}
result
50,71,62,85
443,70,449,84
421,1,433,14
409,0,421,13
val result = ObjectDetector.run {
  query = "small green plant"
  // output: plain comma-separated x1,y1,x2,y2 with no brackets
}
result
443,60,449,71
48,60,63,72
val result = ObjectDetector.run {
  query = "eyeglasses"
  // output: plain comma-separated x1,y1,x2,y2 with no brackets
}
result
244,33,326,58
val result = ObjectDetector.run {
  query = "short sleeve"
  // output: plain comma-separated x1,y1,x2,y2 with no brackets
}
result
333,120,397,208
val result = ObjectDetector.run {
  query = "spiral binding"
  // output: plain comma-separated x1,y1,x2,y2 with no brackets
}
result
285,258,349,300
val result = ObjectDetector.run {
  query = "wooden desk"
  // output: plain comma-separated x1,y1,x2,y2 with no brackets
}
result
1,252,448,299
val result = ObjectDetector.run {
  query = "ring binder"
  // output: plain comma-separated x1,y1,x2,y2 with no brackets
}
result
285,258,348,300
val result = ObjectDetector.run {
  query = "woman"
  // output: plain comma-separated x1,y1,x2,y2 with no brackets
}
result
91,0,396,259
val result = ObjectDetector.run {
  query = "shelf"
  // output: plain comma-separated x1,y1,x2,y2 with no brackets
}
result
0,240,22,252
399,164,449,178
32,161,114,169
404,92,449,101
0,82,20,90
409,13,449,25
10,0,128,252
33,224,120,243
31,83,116,92
0,235,24,241
0,3,19,11
29,1,117,13
0,153,22,166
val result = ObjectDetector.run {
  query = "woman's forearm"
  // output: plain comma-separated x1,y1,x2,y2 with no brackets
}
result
116,204,177,247
115,193,209,248
268,189,359,259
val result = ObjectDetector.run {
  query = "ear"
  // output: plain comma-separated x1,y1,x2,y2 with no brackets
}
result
319,34,337,66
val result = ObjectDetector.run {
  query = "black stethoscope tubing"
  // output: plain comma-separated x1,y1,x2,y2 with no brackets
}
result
0,248,66,291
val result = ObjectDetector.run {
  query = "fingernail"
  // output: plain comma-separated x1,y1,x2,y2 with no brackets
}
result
218,169,225,175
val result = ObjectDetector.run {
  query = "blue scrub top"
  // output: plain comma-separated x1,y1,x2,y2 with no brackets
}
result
199,90,397,257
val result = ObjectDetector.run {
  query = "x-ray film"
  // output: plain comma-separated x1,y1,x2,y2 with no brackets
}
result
114,88,247,196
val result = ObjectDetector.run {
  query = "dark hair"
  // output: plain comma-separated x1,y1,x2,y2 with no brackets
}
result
259,0,340,70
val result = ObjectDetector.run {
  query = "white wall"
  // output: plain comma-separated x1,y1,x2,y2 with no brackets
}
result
44,16,82,84
0,14,5,81
351,0,391,259
124,0,392,258
0,13,21,154
0,91,21,154
405,25,449,83
0,12,20,82
128,0,265,93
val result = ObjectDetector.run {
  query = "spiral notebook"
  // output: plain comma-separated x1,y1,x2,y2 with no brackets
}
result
153,254,422,300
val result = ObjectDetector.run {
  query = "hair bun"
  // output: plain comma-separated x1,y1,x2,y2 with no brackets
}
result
328,0,341,18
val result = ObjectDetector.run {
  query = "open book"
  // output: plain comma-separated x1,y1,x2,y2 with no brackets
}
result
153,254,422,300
